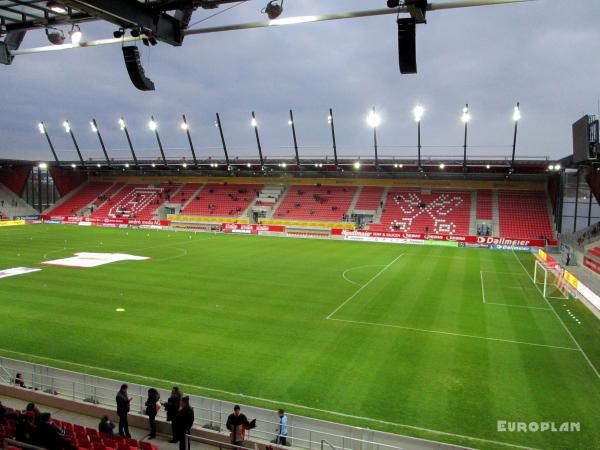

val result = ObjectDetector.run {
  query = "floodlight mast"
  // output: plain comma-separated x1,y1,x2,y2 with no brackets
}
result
181,114,198,167
413,105,424,169
215,113,230,167
91,118,111,165
461,104,470,167
64,120,85,166
251,111,264,167
510,102,520,167
38,121,60,164
150,115,167,166
367,107,380,169
119,117,139,167
289,110,300,168
328,108,338,169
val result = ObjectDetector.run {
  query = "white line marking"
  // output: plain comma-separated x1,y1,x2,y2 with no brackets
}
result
330,318,579,351
512,251,600,379
484,302,552,311
326,254,405,320
480,270,486,304
0,347,541,450
341,264,385,287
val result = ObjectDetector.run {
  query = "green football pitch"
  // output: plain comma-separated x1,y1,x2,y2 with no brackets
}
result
1,225,600,450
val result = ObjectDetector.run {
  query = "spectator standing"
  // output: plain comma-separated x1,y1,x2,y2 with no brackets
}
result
226,405,250,447
98,415,116,436
115,384,132,438
166,386,182,443
145,388,161,439
174,396,194,450
276,409,288,446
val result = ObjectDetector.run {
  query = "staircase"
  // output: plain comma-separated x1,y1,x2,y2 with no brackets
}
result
0,183,39,217
267,185,290,219
347,186,363,215
492,190,500,237
470,190,478,235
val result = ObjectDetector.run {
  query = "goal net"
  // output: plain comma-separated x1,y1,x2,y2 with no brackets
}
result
533,259,570,299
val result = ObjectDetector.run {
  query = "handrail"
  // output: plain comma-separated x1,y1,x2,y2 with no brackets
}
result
321,439,338,450
0,357,410,450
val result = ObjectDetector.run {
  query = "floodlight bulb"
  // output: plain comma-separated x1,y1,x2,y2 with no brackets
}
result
461,107,471,124
247,163,251,168
548,165,554,171
366,110,381,128
251,117,258,128
90,121,98,133
71,163,76,168
118,118,126,130
37,123,45,134
180,122,189,131
512,105,521,122
486,164,490,169
96,164,101,167
288,119,293,126
47,2,68,14
398,164,403,168
38,162,48,169
413,105,425,122
354,161,361,169
62,121,70,133
148,120,157,131
125,163,130,168
439,163,445,169
182,163,188,168
151,163,156,168
555,164,561,170
282,162,287,168
69,25,82,45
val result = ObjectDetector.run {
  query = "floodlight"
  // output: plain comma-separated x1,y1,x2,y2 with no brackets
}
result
45,28,65,45
47,2,67,14
71,163,76,168
366,109,381,128
486,164,490,169
282,162,287,168
90,121,98,133
148,119,158,131
512,104,521,122
62,121,70,133
555,164,561,170
270,16,316,26
69,25,82,45
439,163,445,169
327,115,332,124
413,105,425,122
119,118,126,130
38,162,48,169
288,119,293,126
548,165,554,171
263,1,284,20
182,163,188,168
461,106,471,124
125,163,130,168
96,164,101,167
37,123,45,134
247,163,251,168
180,122,189,131
251,117,258,128
151,163,156,168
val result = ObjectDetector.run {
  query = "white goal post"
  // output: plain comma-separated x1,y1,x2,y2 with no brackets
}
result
533,259,570,300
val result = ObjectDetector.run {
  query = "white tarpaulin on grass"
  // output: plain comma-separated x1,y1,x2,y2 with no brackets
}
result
0,267,42,279
41,252,149,268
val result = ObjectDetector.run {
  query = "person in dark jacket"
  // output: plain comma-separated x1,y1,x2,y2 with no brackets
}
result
165,386,182,443
15,413,36,444
115,384,132,438
38,412,70,450
174,396,194,450
98,415,116,436
226,405,250,447
144,388,161,439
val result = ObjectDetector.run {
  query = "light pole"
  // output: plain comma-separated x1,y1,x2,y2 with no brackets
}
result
63,120,85,166
37,122,60,164
413,105,424,170
91,119,111,166
367,107,381,169
461,104,471,167
511,102,520,167
180,115,198,167
118,117,139,167
148,116,167,166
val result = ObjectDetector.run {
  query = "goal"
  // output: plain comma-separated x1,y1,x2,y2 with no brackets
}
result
533,259,570,299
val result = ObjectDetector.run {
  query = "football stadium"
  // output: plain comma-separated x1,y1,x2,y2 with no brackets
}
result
1,1,600,450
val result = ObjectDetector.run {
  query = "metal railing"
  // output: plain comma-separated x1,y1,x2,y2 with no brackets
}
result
0,357,415,450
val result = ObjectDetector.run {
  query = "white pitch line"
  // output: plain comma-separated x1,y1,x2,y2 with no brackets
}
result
329,318,579,351
484,302,552,311
341,264,385,287
0,347,541,450
326,254,405,320
480,270,486,304
512,251,600,379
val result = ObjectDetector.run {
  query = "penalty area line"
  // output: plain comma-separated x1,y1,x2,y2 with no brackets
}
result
326,253,405,320
0,347,540,450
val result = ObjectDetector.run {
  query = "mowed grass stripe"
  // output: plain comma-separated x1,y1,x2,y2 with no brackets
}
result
1,225,600,449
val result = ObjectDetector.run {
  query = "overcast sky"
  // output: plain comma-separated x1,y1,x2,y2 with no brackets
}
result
0,0,599,163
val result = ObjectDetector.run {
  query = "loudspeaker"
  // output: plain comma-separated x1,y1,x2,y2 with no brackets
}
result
397,18,417,74
122,45,155,91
